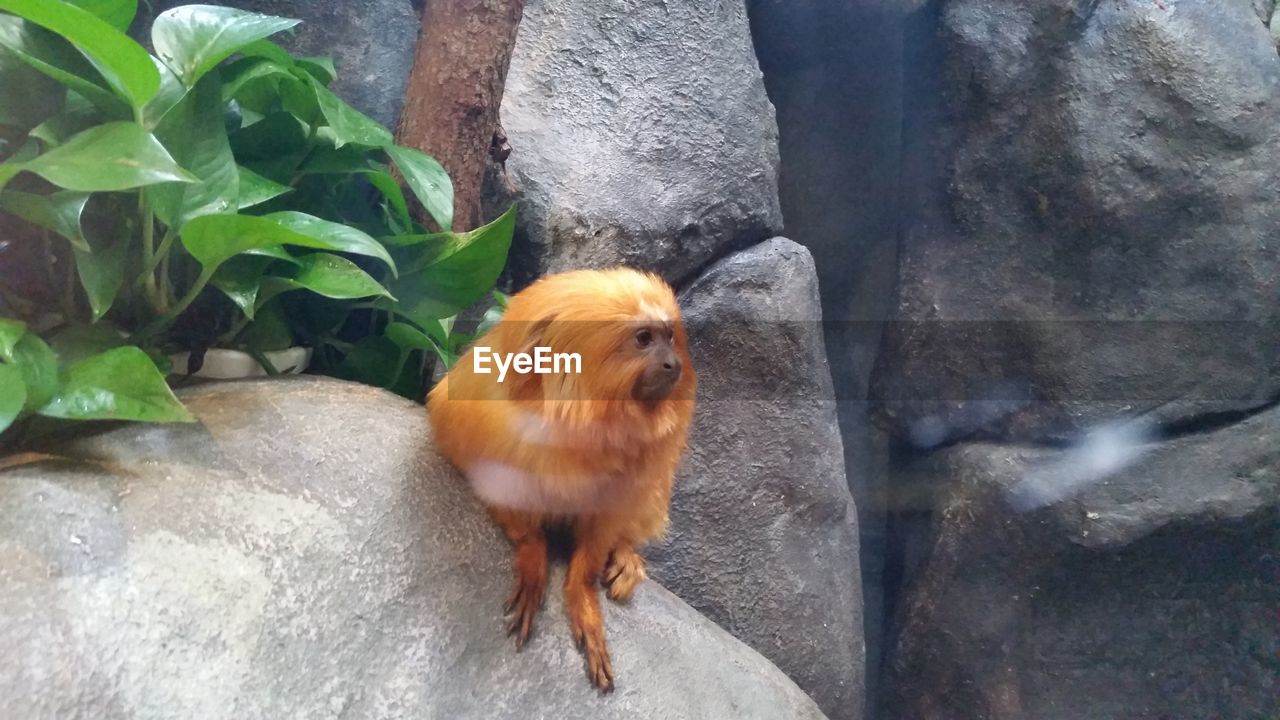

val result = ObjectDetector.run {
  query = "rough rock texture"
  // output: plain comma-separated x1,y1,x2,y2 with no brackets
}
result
746,2,905,710
0,378,829,720
486,0,782,286
872,0,1280,446
648,238,865,720
140,0,420,129
882,404,1280,720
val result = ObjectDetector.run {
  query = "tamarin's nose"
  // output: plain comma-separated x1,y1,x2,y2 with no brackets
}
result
663,356,681,376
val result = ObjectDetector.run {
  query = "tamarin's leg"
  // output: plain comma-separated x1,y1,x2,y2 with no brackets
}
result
602,544,646,602
488,506,547,648
565,523,615,691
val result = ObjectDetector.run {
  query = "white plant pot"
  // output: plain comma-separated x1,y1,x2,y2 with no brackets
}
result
168,346,312,380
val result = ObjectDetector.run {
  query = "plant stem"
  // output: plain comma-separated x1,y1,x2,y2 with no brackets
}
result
138,194,161,310
132,266,215,341
156,228,177,308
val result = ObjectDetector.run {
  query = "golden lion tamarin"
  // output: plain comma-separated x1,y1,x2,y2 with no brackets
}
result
427,267,696,692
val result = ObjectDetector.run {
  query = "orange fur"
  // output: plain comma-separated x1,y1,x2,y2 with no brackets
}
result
427,268,696,692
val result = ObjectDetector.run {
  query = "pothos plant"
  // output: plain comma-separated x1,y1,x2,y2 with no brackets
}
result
0,1,515,444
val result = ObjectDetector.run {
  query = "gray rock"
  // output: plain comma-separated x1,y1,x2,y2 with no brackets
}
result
139,0,419,129
872,0,1280,445
746,2,906,710
649,238,865,720
487,0,782,286
0,378,829,720
882,404,1280,719
1254,0,1276,24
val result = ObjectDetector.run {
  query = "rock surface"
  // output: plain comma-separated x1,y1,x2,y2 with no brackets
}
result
139,0,420,129
649,238,865,720
746,1,906,710
872,0,1280,446
882,404,1280,720
0,378,829,720
487,0,782,286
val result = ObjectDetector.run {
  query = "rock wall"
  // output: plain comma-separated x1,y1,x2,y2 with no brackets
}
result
488,0,782,287
868,1,1280,717
745,1,906,713
649,238,865,720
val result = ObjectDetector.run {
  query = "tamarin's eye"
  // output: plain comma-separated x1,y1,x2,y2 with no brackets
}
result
635,328,654,347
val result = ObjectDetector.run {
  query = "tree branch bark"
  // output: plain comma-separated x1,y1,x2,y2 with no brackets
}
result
396,0,525,231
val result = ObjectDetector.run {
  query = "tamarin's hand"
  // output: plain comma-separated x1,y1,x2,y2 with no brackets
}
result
428,268,696,692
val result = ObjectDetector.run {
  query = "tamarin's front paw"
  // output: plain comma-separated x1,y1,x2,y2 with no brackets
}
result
603,547,646,602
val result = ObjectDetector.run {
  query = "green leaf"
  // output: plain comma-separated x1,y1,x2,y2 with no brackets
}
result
22,122,196,191
0,15,128,116
181,212,395,273
152,5,299,87
0,189,91,251
211,253,277,317
281,253,393,300
385,321,435,351
306,74,392,148
279,74,320,125
297,144,372,174
0,362,25,434
141,54,186,129
220,55,292,102
228,110,308,162
147,71,237,228
0,55,65,128
38,346,195,422
386,144,453,231
388,206,515,320
237,38,293,66
0,163,22,193
236,164,290,209
64,0,136,31
367,170,411,232
46,321,125,364
261,212,396,272
296,56,335,85
335,335,403,389
0,0,159,108
29,94,102,146
385,321,453,370
232,297,293,351
11,332,57,411
71,234,127,321
0,318,26,361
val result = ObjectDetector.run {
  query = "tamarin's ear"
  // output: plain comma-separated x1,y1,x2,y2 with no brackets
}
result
516,316,555,356
506,316,555,400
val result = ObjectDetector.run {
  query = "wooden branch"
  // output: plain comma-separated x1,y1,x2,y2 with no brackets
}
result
396,0,526,231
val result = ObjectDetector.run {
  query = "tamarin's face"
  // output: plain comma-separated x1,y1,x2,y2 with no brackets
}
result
626,321,684,403
501,268,693,407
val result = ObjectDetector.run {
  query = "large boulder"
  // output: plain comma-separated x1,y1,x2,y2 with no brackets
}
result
0,378,828,720
487,0,782,286
139,0,420,129
649,238,865,720
882,404,1280,719
872,0,1280,446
